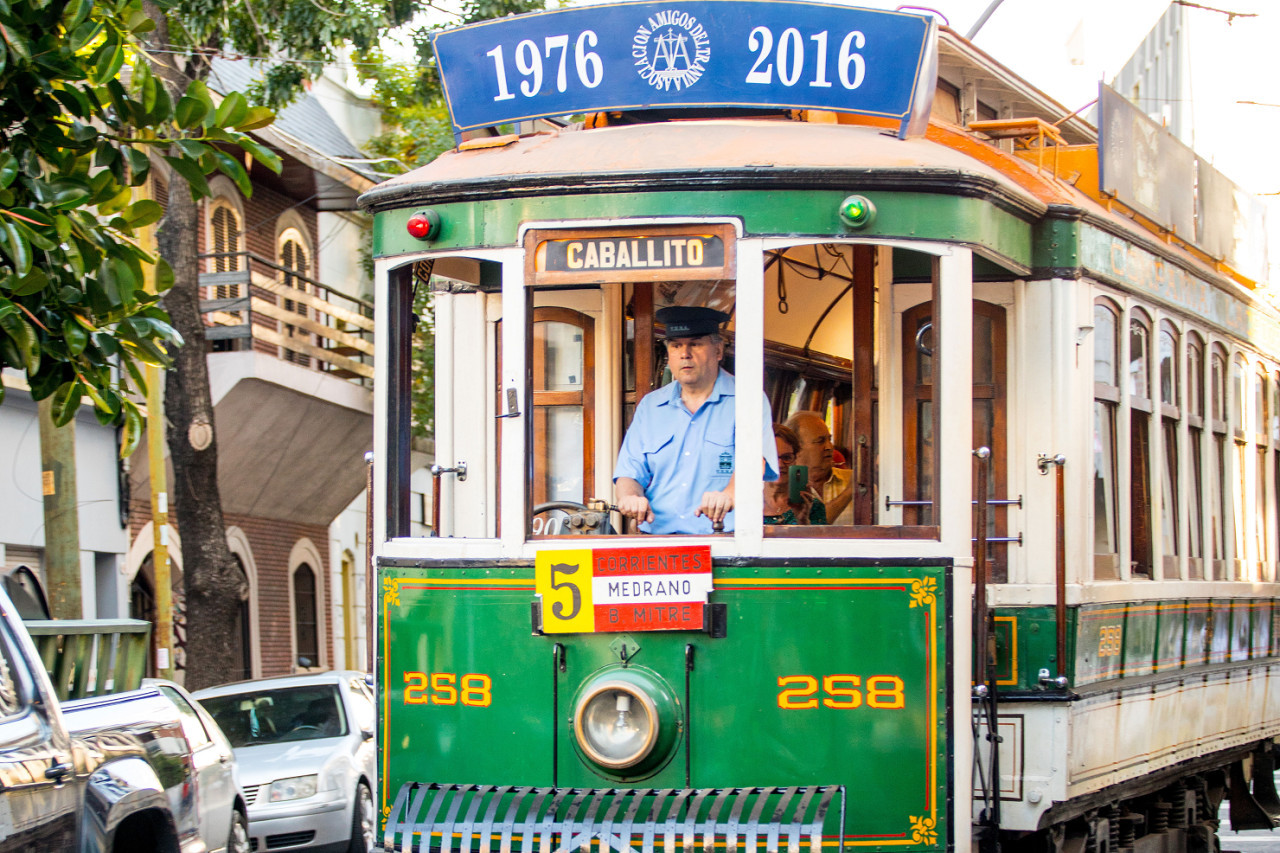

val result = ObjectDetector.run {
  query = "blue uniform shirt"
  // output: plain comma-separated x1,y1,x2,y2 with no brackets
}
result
614,369,780,534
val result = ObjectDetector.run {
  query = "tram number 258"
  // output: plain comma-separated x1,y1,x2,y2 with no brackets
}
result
403,671,493,707
777,674,905,709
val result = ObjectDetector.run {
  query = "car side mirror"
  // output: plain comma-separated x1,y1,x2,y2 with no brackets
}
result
361,728,374,741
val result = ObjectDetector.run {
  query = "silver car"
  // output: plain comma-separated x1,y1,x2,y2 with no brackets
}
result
194,672,376,853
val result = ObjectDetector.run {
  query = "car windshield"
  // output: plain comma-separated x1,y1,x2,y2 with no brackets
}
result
199,684,348,747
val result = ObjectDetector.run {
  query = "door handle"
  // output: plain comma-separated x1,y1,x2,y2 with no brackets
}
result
45,761,73,782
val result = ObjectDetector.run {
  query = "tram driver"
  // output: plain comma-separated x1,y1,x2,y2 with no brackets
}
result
613,306,780,534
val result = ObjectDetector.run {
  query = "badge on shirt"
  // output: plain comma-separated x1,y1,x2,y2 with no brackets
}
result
718,451,733,473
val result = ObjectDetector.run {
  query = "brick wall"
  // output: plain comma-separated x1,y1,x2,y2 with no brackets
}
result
226,512,332,678
129,501,332,681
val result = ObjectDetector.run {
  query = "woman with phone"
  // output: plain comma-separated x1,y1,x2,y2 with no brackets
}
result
764,424,827,525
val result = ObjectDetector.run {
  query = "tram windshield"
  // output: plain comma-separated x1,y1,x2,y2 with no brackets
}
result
395,232,990,547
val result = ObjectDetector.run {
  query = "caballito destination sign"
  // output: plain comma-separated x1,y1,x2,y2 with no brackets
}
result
432,1,937,137
542,234,724,273
535,545,712,633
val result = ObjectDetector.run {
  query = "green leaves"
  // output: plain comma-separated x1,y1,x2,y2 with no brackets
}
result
0,0,199,447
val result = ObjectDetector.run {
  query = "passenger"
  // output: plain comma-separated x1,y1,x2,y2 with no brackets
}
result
764,424,827,525
614,305,779,534
786,411,853,524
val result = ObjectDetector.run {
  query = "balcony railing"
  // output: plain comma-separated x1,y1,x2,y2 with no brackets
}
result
198,251,374,383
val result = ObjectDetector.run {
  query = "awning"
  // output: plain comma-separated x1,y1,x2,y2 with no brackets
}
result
385,784,846,853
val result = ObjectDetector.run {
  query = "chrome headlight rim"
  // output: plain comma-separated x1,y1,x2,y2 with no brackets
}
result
573,679,660,770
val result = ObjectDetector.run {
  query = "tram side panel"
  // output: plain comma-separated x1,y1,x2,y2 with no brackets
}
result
378,561,952,851
982,601,1280,833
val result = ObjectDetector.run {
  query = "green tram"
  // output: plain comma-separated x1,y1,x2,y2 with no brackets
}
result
360,5,1280,853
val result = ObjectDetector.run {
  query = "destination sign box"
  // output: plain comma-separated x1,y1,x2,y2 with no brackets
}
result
528,224,736,284
535,545,713,633
543,234,724,272
432,1,937,138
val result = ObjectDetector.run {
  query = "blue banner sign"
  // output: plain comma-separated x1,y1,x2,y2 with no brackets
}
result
432,1,937,137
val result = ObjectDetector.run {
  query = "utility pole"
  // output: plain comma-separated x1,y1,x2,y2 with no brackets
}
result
37,398,81,619
140,176,175,680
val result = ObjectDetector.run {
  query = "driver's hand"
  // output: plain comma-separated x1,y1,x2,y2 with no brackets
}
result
616,494,654,524
696,489,734,523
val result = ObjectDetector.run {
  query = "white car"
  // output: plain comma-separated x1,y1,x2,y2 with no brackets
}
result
139,679,252,853
194,672,376,853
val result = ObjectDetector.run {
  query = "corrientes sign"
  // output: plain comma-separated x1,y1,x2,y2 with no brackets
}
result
432,1,937,137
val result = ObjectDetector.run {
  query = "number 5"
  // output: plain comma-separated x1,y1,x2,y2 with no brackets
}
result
550,562,581,620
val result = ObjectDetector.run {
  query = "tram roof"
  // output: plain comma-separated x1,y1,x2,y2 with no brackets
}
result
358,118,1056,218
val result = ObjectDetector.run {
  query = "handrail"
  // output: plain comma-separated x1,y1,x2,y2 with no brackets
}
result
200,250,374,315
25,619,152,701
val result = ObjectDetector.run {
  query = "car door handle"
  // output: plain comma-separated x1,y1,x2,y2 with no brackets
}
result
45,762,73,782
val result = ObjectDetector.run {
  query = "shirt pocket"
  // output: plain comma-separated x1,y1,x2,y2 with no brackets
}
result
641,431,676,468
703,426,735,482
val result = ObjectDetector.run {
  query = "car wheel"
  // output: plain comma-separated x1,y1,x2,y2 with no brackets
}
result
347,781,375,853
229,809,250,853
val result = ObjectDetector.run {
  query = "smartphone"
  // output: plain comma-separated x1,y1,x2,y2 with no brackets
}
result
788,464,808,504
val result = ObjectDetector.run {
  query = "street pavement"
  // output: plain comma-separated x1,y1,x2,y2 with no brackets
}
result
1221,800,1280,853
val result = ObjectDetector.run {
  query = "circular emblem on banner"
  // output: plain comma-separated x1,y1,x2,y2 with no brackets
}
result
632,10,711,92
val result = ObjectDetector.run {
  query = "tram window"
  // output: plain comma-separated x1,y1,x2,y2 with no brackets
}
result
1187,333,1205,577
1093,300,1121,579
1129,311,1154,578
389,256,503,540
1254,366,1269,576
1210,346,1229,577
761,243,950,539
1232,354,1248,579
1158,322,1180,576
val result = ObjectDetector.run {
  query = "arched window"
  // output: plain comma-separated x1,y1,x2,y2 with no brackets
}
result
1209,345,1229,577
1093,299,1120,578
531,307,596,520
1158,321,1180,575
230,556,253,681
206,200,246,351
1232,354,1248,578
293,564,319,670
1186,332,1205,577
1255,365,1270,577
278,227,313,367
209,202,243,275
1129,309,1153,578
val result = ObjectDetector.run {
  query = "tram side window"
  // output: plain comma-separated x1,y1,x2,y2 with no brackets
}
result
1092,299,1121,579
1186,333,1206,578
1129,310,1154,578
1254,366,1270,578
1158,321,1180,578
761,243,943,537
1232,354,1248,579
1209,346,1229,577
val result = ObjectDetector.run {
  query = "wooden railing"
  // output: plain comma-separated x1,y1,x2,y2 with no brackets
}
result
198,251,375,382
26,619,152,700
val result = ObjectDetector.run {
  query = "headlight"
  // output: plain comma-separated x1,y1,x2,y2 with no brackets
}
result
572,668,679,776
575,682,657,769
268,775,318,802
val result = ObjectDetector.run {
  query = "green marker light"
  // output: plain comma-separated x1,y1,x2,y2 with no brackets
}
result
839,195,876,229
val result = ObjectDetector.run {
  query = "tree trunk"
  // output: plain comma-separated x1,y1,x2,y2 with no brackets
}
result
140,2,244,690
157,146,244,691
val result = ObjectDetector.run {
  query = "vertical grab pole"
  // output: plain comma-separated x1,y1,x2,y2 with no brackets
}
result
1038,453,1069,686
1055,462,1067,675
366,452,375,673
973,447,1001,853
973,447,991,687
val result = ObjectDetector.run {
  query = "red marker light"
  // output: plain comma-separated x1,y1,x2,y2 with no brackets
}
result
406,210,441,240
